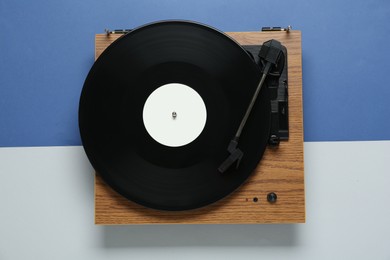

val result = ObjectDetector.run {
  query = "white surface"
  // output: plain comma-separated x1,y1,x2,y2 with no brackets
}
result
142,83,207,147
0,141,390,259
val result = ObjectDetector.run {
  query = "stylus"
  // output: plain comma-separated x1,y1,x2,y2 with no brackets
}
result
218,39,284,173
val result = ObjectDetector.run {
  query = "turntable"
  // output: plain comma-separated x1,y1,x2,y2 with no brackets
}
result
80,21,304,224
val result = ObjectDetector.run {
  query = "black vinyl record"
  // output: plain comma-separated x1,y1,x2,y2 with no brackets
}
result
79,20,271,211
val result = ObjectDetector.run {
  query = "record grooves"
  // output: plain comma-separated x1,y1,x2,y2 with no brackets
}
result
79,21,271,211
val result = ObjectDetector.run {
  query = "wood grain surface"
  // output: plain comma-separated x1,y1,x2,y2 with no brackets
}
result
93,30,305,224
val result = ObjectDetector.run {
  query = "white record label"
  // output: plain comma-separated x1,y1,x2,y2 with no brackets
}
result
142,83,207,147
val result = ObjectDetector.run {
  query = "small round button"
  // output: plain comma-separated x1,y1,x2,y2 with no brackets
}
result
267,192,277,203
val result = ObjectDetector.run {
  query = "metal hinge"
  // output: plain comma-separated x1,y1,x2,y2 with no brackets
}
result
261,26,292,32
104,29,132,36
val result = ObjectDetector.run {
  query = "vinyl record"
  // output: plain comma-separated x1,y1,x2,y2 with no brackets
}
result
79,20,271,211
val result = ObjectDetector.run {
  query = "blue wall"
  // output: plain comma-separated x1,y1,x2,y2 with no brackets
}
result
1,0,389,146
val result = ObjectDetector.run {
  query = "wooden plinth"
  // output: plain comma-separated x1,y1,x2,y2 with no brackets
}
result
94,30,305,224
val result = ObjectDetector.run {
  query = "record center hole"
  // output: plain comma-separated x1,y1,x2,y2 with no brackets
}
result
253,197,258,203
